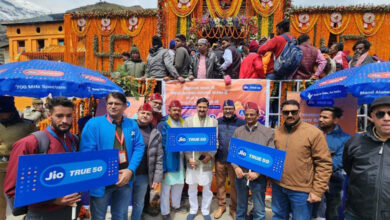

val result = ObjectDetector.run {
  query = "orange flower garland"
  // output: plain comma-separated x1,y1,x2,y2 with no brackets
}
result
354,13,385,36
168,0,199,17
291,13,319,34
322,13,351,35
120,17,146,37
71,18,91,37
94,18,118,36
206,0,243,18
250,0,281,18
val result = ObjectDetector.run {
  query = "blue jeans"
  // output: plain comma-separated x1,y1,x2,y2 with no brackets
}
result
344,212,360,220
90,184,132,220
131,174,149,220
272,183,313,220
235,176,266,220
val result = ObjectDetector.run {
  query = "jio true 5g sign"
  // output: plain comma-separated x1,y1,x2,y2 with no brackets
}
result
167,127,217,152
15,150,118,208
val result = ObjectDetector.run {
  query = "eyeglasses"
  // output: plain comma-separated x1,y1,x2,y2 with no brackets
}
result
374,111,390,119
282,110,299,116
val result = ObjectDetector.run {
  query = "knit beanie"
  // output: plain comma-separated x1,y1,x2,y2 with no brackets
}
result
152,36,163,47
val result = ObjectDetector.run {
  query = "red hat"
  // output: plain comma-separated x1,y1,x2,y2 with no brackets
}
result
138,103,153,112
169,100,182,108
249,40,260,52
150,93,162,101
244,102,259,112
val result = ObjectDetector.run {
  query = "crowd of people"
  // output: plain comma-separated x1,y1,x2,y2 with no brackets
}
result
0,91,389,220
113,19,382,83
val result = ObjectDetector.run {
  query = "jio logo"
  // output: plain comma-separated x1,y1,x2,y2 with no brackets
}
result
237,148,247,158
126,101,130,108
42,166,65,185
177,135,187,144
238,109,245,117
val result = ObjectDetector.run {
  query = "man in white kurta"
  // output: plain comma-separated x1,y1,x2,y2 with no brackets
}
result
184,98,218,220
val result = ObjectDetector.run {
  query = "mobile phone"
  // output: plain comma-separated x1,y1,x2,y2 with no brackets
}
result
198,155,206,160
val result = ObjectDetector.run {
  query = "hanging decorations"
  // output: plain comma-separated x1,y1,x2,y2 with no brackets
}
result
354,13,385,36
323,13,351,35
95,18,117,36
70,9,157,19
290,5,390,14
71,18,91,37
101,18,111,31
120,17,145,36
157,0,164,36
250,0,281,17
205,0,243,18
167,0,199,17
290,13,319,33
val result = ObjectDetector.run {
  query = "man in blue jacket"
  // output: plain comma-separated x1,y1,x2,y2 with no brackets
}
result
81,92,145,220
214,100,245,219
312,106,350,220
157,100,186,220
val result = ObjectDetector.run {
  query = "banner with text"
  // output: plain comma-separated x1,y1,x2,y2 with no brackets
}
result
167,127,217,152
163,80,270,126
15,150,118,208
227,137,286,181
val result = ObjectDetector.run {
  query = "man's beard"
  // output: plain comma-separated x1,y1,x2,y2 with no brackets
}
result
52,122,72,134
152,107,161,113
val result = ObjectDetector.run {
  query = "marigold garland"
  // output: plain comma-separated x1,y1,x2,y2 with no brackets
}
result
290,13,319,34
291,5,390,14
354,13,385,36
250,0,281,18
323,13,351,35
120,17,145,37
94,18,118,36
71,19,91,37
167,0,199,18
70,9,157,19
206,0,243,18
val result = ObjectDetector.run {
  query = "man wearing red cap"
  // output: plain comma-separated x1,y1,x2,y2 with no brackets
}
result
148,93,163,127
130,103,163,220
231,102,274,220
184,98,218,220
157,100,186,220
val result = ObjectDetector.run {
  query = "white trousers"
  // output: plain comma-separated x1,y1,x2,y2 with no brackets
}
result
160,183,184,215
188,182,213,215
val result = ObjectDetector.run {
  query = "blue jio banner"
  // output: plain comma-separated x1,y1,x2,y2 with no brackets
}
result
167,127,217,152
227,137,286,181
15,149,118,208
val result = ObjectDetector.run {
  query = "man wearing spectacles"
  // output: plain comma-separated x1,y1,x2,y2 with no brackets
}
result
343,96,390,220
272,100,332,220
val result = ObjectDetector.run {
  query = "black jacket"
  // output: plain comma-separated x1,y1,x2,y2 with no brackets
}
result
343,126,390,220
189,52,223,79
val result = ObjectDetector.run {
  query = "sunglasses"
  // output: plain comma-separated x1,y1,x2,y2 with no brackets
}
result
374,111,390,119
282,110,299,116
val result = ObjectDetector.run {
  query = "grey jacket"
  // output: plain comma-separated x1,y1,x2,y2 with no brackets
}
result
174,47,191,78
147,47,179,78
231,123,275,175
183,115,218,172
189,52,224,79
146,126,164,186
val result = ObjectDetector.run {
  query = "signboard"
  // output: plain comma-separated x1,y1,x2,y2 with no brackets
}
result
15,149,118,208
227,137,286,181
163,79,269,125
167,127,217,152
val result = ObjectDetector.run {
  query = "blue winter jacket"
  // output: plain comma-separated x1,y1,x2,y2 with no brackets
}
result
80,114,145,197
157,116,184,172
325,125,350,171
216,115,246,162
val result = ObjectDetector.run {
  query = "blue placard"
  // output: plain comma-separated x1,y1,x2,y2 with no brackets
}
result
15,149,118,208
167,127,217,152
227,137,286,181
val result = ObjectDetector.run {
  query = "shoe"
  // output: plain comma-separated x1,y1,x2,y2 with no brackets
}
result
187,214,196,220
230,210,236,220
162,214,171,220
203,214,212,220
214,207,226,219
172,206,187,213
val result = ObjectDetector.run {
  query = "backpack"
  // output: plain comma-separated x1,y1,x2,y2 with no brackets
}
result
6,131,79,216
274,34,303,79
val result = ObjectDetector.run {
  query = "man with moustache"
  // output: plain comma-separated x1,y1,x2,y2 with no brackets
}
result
158,100,186,220
184,98,218,220
343,96,390,220
80,92,145,220
214,100,245,219
312,107,350,220
131,103,163,220
272,100,332,220
147,93,163,127
4,97,81,219
231,102,274,220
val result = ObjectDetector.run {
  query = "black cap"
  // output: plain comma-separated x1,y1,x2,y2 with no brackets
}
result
369,96,390,113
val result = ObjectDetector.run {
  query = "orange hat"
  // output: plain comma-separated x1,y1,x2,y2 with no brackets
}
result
138,103,153,112
169,100,182,108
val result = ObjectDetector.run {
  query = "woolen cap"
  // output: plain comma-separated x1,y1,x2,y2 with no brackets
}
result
169,100,182,108
149,93,162,101
138,103,153,112
244,102,259,112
